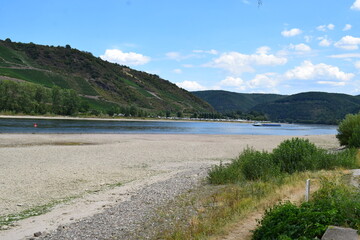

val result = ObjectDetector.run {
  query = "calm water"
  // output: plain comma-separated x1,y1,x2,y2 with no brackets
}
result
0,118,338,135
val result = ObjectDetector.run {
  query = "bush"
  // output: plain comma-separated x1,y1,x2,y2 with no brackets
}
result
337,113,360,147
272,138,318,174
238,148,280,181
252,179,360,240
208,148,280,184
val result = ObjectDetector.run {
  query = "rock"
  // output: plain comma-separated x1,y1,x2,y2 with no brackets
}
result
33,231,42,237
321,226,358,240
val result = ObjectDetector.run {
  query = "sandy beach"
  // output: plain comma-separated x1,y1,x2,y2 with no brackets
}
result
0,133,339,239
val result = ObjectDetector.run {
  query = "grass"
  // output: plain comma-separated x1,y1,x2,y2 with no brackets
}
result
151,171,344,240
0,196,78,228
0,180,124,229
153,138,359,239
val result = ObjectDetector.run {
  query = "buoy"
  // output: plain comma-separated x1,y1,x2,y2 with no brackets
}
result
34,123,38,128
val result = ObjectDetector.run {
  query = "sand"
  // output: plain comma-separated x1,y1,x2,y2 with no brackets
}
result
0,133,339,239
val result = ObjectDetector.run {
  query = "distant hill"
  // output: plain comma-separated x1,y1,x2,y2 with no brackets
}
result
194,90,360,124
252,92,360,124
192,90,285,113
0,39,213,115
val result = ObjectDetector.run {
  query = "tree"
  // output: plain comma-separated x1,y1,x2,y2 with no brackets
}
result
336,113,360,147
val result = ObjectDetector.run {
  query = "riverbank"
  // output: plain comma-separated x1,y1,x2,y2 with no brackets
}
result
0,134,339,239
0,114,252,123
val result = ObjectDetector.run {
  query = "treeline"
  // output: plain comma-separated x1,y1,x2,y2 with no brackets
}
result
191,110,267,121
0,80,86,115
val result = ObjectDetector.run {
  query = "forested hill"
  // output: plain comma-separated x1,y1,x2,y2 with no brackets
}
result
192,90,285,113
0,39,213,116
252,92,360,124
194,90,360,124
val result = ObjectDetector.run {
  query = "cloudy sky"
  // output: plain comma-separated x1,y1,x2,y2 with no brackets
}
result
1,0,360,95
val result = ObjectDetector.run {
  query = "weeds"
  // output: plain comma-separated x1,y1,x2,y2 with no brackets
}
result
252,176,360,239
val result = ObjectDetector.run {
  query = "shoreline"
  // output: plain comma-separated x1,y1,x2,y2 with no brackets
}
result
0,114,254,124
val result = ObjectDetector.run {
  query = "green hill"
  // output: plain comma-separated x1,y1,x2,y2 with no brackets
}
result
192,90,285,113
252,92,360,124
0,39,213,116
194,90,360,124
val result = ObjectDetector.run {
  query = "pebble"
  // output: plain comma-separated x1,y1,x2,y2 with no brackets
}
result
38,166,210,240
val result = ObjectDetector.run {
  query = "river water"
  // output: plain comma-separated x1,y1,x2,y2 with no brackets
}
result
0,118,338,135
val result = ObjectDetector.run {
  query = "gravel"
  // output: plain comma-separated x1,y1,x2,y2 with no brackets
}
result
37,165,210,240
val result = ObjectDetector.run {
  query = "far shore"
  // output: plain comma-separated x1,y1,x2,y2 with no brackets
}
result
0,114,258,124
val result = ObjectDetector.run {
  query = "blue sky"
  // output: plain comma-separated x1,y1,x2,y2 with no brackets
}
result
1,0,360,95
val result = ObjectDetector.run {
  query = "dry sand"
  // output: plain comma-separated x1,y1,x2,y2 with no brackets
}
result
0,133,339,239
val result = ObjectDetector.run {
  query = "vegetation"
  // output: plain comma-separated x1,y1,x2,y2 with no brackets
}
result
157,135,358,239
193,90,284,113
194,90,360,124
208,138,358,184
252,178,360,239
190,110,267,121
154,171,322,240
0,80,82,115
0,39,213,117
336,113,360,148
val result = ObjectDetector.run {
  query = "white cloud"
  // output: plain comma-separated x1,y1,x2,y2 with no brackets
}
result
182,64,194,68
220,76,245,89
281,28,302,37
351,0,360,10
248,73,278,89
317,81,346,86
318,37,331,47
334,35,360,50
316,24,335,32
328,53,360,58
193,49,218,55
256,46,271,54
173,69,182,74
327,24,335,30
343,24,352,31
289,43,311,52
166,52,182,60
206,51,287,75
100,49,150,66
175,81,206,91
355,61,360,69
284,60,354,81
304,35,312,43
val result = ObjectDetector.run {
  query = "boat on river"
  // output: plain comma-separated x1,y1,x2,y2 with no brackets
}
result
253,122,281,127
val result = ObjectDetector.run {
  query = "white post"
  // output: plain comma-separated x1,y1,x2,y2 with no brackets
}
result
305,179,311,202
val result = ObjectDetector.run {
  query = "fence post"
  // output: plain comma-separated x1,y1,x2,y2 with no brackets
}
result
305,179,311,202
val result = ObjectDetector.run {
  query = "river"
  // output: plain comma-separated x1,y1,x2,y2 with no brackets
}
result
0,117,338,135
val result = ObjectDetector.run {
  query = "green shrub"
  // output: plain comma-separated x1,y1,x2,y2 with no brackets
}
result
208,148,280,184
238,148,280,181
272,138,318,174
252,179,360,240
336,113,360,147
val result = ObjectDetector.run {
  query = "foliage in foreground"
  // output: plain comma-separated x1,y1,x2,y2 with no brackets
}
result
252,178,360,239
208,138,358,184
337,112,360,148
155,171,319,240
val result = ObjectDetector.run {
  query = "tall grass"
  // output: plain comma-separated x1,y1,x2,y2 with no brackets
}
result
208,138,358,185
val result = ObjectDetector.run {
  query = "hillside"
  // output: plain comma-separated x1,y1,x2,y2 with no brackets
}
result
0,39,213,115
192,90,285,113
252,92,360,124
194,90,360,124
